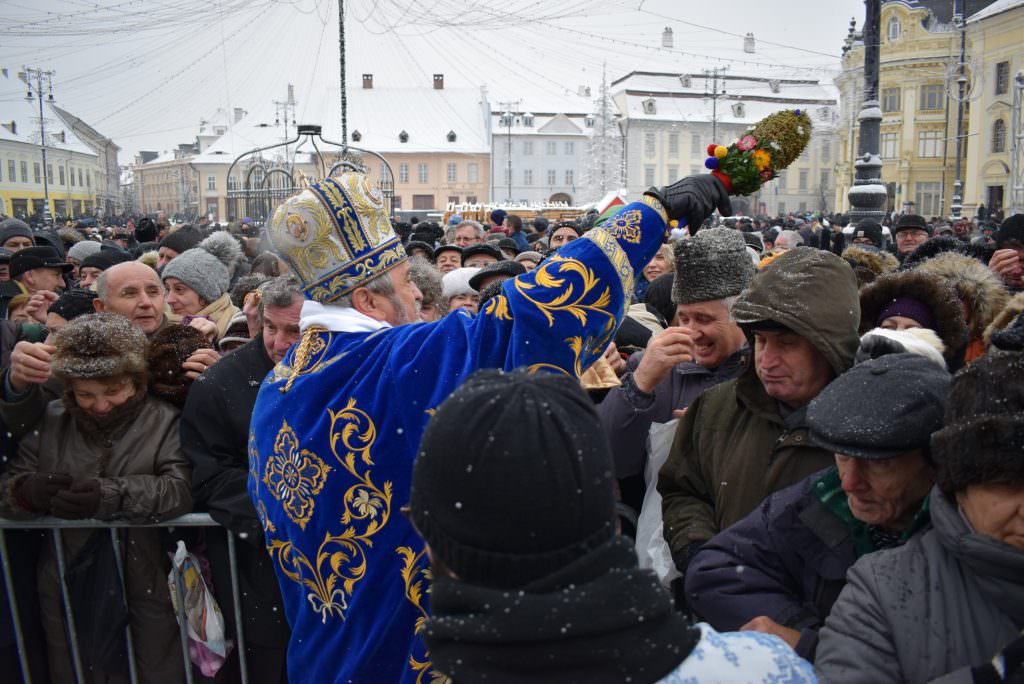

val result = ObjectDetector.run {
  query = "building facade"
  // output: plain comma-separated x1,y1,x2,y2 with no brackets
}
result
132,145,199,217
613,71,839,217
51,106,121,216
489,93,595,205
834,0,1014,218
191,75,491,220
0,71,105,220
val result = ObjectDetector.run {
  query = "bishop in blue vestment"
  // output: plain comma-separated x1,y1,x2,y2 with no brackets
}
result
248,172,728,683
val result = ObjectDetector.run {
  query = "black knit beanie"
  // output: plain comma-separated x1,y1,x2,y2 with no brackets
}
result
158,227,203,255
410,370,617,589
48,288,99,322
932,348,1024,494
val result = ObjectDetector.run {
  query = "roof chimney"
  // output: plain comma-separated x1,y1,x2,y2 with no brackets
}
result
662,27,674,48
743,32,755,53
363,74,373,89
233,107,245,123
433,74,444,90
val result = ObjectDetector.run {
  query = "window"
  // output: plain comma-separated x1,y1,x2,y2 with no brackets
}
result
799,202,808,213
467,163,478,183
887,15,901,41
644,132,656,157
546,141,557,156
392,196,402,210
798,169,808,191
995,61,1009,95
447,196,459,204
46,164,53,184
881,132,899,159
820,170,830,188
207,175,216,191
399,163,409,183
564,169,574,185
644,165,655,187
690,165,703,176
503,167,511,186
917,130,943,157
399,130,409,143
668,133,679,156
915,182,942,216
919,84,944,111
820,141,831,163
992,119,1006,153
667,165,678,181
564,141,574,155
777,202,786,214
466,196,477,204
523,140,533,155
33,163,41,184
227,175,238,191
78,169,83,186
418,163,428,183
86,172,91,189
776,171,787,189
732,102,745,118
8,160,14,182
547,169,557,185
28,162,36,183
642,98,657,115
412,194,433,210
447,163,457,183
523,169,533,186
882,87,901,113
691,133,702,158
207,202,218,218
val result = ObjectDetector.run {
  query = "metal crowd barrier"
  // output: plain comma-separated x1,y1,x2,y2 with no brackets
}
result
0,514,249,684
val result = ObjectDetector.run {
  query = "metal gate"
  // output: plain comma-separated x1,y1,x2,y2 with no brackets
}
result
224,124,395,227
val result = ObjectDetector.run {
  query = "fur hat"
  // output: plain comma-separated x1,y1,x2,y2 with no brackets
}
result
899,235,993,271
51,313,147,382
146,324,209,408
161,231,242,304
842,245,899,277
671,228,755,305
932,349,1024,494
856,327,947,369
913,251,1009,339
984,292,1024,349
408,257,443,310
57,228,83,248
858,271,967,366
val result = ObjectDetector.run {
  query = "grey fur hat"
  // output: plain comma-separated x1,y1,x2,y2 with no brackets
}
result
161,231,242,304
671,228,755,305
51,313,147,382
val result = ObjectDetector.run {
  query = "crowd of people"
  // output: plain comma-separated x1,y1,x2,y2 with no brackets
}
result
0,167,1020,684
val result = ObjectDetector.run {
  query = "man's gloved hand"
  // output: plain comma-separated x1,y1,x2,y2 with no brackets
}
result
16,472,73,513
969,629,1024,683
645,175,733,228
50,479,102,519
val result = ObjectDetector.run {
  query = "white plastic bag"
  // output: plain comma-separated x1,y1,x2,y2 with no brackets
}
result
167,540,234,677
634,419,681,587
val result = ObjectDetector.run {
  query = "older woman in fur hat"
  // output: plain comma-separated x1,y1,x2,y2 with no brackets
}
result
0,313,191,683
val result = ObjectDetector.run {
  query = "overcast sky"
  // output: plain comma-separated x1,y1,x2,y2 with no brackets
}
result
1,0,866,161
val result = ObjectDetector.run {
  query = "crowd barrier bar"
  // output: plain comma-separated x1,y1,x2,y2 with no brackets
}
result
0,513,250,684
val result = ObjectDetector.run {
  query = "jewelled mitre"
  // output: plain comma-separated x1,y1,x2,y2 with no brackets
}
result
266,173,406,303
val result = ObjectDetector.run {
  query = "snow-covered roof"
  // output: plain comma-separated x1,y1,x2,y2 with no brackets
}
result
193,85,490,165
967,0,1024,22
143,149,181,165
612,71,838,129
0,72,98,156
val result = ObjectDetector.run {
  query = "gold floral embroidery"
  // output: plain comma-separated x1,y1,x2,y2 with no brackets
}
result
601,209,642,244
398,547,450,684
583,228,635,303
514,256,617,328
276,325,347,393
263,421,332,530
264,398,392,623
482,294,512,321
640,193,669,224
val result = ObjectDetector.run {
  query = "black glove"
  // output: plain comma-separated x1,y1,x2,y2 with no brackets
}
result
645,175,733,228
50,479,102,519
970,629,1024,683
16,472,73,513
671,540,706,575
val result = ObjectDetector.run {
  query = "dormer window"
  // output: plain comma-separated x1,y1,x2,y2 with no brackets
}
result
584,115,595,128
732,102,745,117
499,113,512,127
642,97,657,115
399,130,409,143
679,75,692,88
446,130,457,142
351,130,362,142
769,80,781,94
523,113,534,127
888,16,901,41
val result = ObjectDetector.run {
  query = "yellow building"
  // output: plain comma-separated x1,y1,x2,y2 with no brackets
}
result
132,147,199,217
963,0,1023,215
0,73,101,220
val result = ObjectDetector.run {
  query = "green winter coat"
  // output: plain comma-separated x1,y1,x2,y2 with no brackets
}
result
658,247,861,563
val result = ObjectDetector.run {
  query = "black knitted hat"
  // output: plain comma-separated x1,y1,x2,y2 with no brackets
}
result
48,288,99,322
409,370,617,589
932,348,1024,494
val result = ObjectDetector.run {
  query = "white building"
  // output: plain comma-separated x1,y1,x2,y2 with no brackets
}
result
612,71,840,217
489,92,596,205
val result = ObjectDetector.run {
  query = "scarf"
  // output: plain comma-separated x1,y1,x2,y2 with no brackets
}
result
424,536,699,684
299,300,392,334
63,386,149,449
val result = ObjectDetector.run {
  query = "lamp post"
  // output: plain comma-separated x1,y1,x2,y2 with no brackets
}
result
23,67,55,223
949,0,968,220
846,0,887,225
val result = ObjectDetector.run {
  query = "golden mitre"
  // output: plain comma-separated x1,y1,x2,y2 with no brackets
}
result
266,172,406,304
